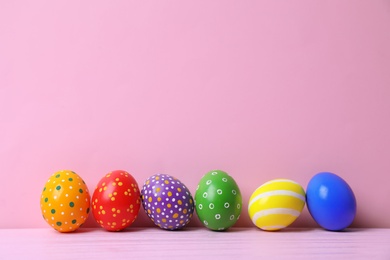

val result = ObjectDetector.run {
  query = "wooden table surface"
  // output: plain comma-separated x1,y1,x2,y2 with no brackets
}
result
0,228,389,259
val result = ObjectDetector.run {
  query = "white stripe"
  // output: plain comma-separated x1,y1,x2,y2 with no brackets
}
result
261,179,299,187
260,225,287,230
251,208,301,223
248,190,305,209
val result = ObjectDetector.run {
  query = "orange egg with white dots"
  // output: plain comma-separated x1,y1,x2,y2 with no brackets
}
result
40,170,91,232
92,170,141,231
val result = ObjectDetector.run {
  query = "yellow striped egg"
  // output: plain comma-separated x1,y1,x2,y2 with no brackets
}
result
248,179,305,231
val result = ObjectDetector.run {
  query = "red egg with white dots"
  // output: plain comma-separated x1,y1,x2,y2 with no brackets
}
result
92,170,141,231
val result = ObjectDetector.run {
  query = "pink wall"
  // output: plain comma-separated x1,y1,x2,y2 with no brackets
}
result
1,1,390,229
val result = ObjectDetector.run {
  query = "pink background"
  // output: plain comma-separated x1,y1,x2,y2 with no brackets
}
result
1,1,390,229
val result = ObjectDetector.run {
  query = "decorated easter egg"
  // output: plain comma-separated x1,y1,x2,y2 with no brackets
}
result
195,170,242,231
248,179,305,231
40,170,91,232
306,172,356,231
141,174,194,230
92,170,141,231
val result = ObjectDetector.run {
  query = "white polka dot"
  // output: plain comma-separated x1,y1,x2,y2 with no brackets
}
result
230,215,235,220
232,190,237,195
224,202,230,208
222,178,228,182
209,203,215,209
237,204,241,209
198,204,203,210
217,189,223,195
211,171,218,175
206,180,212,185
204,220,208,226
203,192,208,198
215,214,221,220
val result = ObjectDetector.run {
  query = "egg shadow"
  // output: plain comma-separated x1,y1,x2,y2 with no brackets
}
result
119,227,151,233
323,228,366,233
51,228,97,234
275,228,317,233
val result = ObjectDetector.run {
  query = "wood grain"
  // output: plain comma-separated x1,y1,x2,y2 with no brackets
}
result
0,228,389,259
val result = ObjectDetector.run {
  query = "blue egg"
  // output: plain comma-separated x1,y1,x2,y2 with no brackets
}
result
306,172,356,231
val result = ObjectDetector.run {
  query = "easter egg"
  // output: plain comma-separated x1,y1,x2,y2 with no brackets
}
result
40,170,91,232
141,174,194,230
195,170,242,231
306,172,356,231
92,170,141,231
248,179,305,231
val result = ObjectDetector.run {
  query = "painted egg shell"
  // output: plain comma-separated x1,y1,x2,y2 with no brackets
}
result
306,172,356,231
195,170,242,231
40,170,91,232
248,179,305,231
141,174,194,230
92,170,141,231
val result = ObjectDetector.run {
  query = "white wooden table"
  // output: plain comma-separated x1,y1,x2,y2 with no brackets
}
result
0,228,389,259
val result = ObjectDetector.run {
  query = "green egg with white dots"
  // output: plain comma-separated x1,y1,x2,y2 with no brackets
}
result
195,170,242,231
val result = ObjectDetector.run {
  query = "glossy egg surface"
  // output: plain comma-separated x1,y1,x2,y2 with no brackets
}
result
248,179,305,231
92,170,141,231
195,170,242,231
40,170,91,232
306,172,356,231
141,174,194,230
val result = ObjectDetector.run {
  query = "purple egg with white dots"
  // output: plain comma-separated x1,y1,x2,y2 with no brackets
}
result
141,174,194,230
